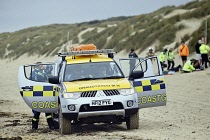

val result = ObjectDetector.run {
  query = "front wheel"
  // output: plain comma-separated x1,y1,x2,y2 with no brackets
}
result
59,105,72,134
126,110,139,130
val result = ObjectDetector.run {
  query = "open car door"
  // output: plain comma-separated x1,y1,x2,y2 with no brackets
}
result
18,63,59,113
118,56,166,108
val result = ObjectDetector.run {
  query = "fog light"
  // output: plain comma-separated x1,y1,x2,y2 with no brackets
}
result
68,105,76,111
127,100,134,107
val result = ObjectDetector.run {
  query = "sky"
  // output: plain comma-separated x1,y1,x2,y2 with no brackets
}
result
0,0,193,33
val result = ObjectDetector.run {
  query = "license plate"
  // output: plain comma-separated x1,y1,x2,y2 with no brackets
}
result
90,99,113,106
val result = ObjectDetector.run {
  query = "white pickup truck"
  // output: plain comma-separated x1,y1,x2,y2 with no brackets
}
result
18,44,166,134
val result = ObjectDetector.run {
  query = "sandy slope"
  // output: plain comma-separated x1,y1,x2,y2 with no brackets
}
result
1,6,210,139
0,52,210,140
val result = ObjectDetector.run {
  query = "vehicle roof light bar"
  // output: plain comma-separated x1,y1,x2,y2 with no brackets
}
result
58,49,116,56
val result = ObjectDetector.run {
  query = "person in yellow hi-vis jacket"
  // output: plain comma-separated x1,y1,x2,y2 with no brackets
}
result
167,48,175,70
182,59,196,73
158,49,167,71
199,40,210,68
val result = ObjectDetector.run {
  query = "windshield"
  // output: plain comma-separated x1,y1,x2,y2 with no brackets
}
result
64,62,124,82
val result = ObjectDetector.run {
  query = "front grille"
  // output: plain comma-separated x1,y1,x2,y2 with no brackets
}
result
81,91,97,97
79,102,123,112
80,90,120,98
103,90,120,96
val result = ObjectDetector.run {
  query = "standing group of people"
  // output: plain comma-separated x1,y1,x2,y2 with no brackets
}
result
128,37,209,74
157,38,210,73
128,47,176,72
146,47,177,72
176,40,201,73
158,48,175,71
180,37,210,73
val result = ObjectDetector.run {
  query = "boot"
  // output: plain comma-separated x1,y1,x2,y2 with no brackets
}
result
32,118,39,130
47,118,55,130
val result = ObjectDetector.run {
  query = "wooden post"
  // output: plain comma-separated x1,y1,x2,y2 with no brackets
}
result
204,19,207,44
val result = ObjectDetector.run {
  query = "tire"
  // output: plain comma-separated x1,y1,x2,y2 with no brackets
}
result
59,105,72,134
126,110,139,130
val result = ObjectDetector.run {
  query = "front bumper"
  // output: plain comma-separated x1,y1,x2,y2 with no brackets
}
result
60,93,138,120
63,108,139,120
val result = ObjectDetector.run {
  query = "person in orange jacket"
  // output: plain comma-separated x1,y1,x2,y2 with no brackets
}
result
179,40,189,66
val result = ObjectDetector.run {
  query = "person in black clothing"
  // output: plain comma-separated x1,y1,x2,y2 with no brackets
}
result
128,49,138,73
195,40,202,65
167,48,175,70
169,64,182,72
31,62,55,130
192,59,203,70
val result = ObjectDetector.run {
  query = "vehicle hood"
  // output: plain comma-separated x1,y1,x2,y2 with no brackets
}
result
63,78,131,92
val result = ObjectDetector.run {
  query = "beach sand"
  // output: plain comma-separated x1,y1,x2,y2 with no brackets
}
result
0,52,210,140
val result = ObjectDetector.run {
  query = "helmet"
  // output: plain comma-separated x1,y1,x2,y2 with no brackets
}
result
46,65,53,72
148,47,153,51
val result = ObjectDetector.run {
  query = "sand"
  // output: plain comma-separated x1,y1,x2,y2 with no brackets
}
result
0,51,210,140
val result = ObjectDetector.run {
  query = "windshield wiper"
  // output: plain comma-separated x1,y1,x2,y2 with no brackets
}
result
68,76,124,82
102,76,124,79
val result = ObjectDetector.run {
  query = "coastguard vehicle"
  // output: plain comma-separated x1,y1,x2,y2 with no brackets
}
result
18,44,167,134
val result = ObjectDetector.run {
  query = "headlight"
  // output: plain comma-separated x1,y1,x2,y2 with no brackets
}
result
63,92,81,99
119,88,135,96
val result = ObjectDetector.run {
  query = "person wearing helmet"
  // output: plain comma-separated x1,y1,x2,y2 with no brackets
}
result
146,47,155,58
31,62,55,130
45,65,53,78
31,62,47,82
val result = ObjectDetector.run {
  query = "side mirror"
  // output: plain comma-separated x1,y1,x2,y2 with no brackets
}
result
49,76,59,84
129,71,144,80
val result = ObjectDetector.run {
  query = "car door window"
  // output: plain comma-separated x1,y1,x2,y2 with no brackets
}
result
24,64,56,82
18,63,59,113
133,57,161,78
